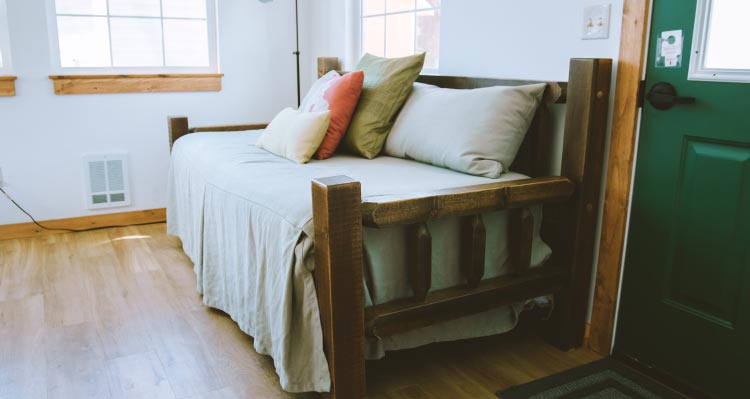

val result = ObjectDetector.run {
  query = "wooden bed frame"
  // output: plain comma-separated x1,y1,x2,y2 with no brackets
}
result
168,57,612,399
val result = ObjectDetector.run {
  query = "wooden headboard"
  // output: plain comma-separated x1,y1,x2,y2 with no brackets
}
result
316,57,568,178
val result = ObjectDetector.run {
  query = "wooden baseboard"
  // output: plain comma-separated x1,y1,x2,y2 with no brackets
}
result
0,208,166,241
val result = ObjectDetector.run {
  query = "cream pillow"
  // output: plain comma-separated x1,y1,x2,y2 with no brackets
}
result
384,83,546,178
256,108,331,164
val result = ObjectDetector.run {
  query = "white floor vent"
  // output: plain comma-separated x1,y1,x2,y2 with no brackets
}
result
83,153,130,209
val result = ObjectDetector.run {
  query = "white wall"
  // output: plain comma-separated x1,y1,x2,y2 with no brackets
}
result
0,0,316,225
309,0,624,320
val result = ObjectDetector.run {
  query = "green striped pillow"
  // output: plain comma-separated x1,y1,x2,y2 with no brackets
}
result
342,53,425,159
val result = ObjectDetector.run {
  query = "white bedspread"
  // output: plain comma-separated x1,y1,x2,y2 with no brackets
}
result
167,131,551,393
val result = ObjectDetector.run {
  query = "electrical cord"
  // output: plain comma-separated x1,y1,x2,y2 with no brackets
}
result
0,186,162,233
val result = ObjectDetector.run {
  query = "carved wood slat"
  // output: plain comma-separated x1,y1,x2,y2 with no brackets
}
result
311,176,366,399
407,223,432,301
461,215,486,288
509,207,534,275
362,176,574,228
365,268,565,337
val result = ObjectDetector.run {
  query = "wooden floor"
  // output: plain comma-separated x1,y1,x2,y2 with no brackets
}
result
0,224,600,399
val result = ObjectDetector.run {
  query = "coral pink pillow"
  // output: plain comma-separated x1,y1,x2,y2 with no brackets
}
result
299,70,364,159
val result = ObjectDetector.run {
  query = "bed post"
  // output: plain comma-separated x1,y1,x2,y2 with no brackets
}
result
312,176,367,399
546,58,612,350
168,116,189,151
318,57,341,78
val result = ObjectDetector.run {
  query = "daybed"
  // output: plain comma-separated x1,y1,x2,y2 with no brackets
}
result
167,57,612,399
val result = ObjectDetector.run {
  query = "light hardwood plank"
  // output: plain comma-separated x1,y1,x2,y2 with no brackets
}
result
0,224,601,399
106,351,175,399
0,239,45,301
42,235,95,327
0,295,46,399
71,230,152,360
45,322,111,399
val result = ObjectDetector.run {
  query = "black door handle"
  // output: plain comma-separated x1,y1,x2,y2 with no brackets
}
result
646,82,696,110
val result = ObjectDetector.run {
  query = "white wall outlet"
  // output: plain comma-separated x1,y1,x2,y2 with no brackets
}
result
583,4,611,40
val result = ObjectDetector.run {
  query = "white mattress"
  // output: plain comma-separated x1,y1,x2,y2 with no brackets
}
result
167,130,551,393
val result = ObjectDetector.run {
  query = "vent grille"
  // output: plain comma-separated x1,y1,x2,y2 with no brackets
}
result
83,154,130,209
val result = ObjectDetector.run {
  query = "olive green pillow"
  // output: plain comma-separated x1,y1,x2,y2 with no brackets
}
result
342,53,426,159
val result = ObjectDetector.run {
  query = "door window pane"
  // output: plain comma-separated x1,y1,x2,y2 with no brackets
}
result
108,0,161,17
362,16,385,57
704,0,750,70
164,19,209,67
57,16,111,67
385,13,414,58
110,18,163,67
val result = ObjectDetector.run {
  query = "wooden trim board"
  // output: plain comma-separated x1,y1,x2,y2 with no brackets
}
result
49,74,223,95
588,0,652,355
0,76,17,97
0,208,166,241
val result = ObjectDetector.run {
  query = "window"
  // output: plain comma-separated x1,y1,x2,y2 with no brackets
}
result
47,0,218,73
689,0,750,82
0,0,12,74
360,0,440,70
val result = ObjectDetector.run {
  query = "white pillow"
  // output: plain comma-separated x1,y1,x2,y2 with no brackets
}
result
383,83,546,178
256,108,331,164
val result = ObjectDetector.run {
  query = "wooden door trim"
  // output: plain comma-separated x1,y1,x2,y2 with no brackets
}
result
588,0,652,354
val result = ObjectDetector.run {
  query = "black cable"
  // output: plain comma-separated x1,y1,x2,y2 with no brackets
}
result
0,186,161,233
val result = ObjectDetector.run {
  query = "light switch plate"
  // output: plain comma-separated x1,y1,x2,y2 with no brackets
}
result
583,3,611,40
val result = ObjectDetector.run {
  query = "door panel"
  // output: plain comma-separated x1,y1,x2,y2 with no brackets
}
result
615,0,750,397
667,138,750,329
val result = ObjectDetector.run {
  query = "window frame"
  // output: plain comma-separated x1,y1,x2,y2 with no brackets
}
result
45,0,220,75
689,0,750,83
358,0,441,73
0,0,13,75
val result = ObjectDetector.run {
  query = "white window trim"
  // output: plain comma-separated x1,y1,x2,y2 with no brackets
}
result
357,0,440,74
0,0,13,74
45,0,220,75
689,0,750,83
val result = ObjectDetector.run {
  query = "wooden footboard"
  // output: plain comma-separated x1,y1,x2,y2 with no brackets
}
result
311,58,611,399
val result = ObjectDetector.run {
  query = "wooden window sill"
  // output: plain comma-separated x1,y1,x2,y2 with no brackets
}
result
48,73,224,95
0,76,17,97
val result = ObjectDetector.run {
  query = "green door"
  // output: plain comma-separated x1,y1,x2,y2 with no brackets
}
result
615,0,750,397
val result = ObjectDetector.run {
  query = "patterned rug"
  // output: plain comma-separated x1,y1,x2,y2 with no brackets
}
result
497,358,689,399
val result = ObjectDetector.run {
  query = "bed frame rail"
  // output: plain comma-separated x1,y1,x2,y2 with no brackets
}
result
361,176,574,227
